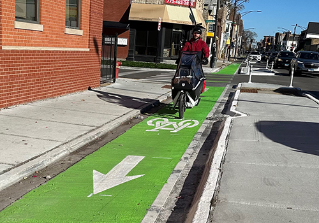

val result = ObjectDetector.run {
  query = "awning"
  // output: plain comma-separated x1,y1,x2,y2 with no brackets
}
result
129,3,206,28
103,21,130,29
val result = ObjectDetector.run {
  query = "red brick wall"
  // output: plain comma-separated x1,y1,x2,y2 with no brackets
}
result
0,0,103,109
103,0,130,59
103,27,130,59
103,0,130,22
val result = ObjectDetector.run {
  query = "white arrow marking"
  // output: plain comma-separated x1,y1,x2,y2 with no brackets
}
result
93,155,145,195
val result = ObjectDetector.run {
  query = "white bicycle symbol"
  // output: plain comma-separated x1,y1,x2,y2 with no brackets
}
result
146,118,199,133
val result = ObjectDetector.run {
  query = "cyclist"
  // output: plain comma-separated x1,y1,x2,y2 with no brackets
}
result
181,26,209,65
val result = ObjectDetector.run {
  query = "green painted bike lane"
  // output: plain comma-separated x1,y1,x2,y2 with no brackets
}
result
0,65,239,223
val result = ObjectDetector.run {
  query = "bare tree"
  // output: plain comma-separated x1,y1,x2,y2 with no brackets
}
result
227,0,249,60
242,29,257,50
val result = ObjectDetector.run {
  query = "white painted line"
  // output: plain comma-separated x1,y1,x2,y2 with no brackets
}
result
231,88,248,117
192,82,249,223
93,155,145,195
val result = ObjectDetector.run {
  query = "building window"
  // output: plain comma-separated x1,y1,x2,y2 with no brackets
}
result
135,30,158,56
15,0,40,23
66,0,81,29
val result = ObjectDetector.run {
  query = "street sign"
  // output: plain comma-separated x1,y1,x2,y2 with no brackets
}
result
158,17,161,31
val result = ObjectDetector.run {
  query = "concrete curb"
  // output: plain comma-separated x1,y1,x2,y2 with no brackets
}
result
234,61,243,75
303,92,319,104
0,92,171,192
190,84,246,223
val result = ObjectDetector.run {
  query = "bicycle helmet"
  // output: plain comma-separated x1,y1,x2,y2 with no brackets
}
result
192,26,202,34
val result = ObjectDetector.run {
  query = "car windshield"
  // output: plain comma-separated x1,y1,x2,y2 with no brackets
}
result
300,52,319,60
250,52,259,55
279,52,295,57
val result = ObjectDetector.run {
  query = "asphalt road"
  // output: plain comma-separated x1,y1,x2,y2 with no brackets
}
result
236,60,319,99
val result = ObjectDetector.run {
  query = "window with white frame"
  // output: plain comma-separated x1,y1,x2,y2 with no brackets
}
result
66,0,81,29
15,0,40,23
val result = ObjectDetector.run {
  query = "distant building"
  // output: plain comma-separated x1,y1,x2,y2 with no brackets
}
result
297,22,319,52
263,36,274,51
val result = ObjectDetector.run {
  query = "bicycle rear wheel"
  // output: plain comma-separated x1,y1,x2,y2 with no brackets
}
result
178,92,186,119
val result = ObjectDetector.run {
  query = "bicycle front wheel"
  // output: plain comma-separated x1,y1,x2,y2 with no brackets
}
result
178,92,186,119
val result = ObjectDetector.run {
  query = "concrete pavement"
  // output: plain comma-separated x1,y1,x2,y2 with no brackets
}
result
201,82,319,223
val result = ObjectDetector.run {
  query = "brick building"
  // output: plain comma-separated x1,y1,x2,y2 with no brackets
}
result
103,0,130,59
298,22,319,52
0,0,104,109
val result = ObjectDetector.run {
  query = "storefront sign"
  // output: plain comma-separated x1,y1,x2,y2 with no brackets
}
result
104,37,115,45
104,37,128,46
118,38,128,46
207,23,215,37
165,0,196,7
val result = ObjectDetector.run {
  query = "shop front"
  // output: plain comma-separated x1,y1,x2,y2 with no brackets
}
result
126,3,205,62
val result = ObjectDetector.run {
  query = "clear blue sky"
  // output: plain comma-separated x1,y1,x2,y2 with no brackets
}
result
240,0,319,41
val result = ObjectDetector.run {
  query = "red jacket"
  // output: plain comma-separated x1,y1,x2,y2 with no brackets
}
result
181,38,209,58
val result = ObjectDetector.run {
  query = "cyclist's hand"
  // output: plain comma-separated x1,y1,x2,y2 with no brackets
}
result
202,57,208,65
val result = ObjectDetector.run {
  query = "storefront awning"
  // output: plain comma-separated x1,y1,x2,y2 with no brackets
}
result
129,3,206,28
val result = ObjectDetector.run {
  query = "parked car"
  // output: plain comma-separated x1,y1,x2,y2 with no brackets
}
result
290,51,319,75
274,51,295,68
268,51,278,62
248,51,261,62
261,52,271,61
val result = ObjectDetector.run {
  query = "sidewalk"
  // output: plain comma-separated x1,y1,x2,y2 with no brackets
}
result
199,82,319,223
0,78,171,192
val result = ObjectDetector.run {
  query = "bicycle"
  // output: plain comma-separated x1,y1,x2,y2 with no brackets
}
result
171,51,206,119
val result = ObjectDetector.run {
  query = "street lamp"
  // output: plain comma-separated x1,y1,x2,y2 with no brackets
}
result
241,10,261,17
277,27,290,32
291,24,305,51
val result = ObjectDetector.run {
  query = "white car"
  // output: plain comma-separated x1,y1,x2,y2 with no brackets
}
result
249,52,261,62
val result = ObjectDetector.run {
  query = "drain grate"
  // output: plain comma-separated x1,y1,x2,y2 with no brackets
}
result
241,88,258,93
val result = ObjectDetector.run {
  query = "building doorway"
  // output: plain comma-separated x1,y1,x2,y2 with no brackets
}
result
171,31,182,59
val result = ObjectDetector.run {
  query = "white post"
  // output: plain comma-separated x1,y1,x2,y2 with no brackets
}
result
248,63,252,83
289,68,294,88
271,62,274,72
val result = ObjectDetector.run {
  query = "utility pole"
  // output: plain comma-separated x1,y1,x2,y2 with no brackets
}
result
292,24,297,51
227,1,237,61
210,0,220,68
